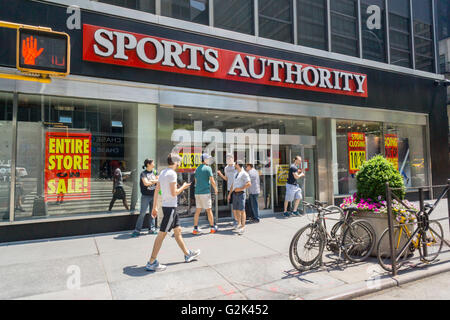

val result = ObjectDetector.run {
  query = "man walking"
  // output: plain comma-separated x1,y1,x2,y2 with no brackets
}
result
218,154,238,226
228,160,251,235
146,154,201,272
283,155,305,217
246,164,260,223
193,153,219,234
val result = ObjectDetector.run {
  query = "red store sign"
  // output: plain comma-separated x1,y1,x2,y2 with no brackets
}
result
82,24,368,97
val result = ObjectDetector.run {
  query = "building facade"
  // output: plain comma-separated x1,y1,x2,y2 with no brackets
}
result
0,0,448,242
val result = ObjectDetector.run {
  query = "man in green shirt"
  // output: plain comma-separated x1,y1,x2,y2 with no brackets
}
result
193,153,218,234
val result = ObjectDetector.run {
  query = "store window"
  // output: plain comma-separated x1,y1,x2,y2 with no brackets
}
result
96,0,156,13
0,92,13,221
258,0,293,43
384,124,428,188
13,94,157,221
333,119,429,196
161,0,209,25
297,0,328,50
361,0,387,62
334,120,382,196
214,0,254,35
330,0,359,57
412,0,435,72
388,0,412,68
163,107,314,217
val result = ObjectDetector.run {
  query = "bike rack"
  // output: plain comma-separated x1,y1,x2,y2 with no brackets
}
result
385,179,450,276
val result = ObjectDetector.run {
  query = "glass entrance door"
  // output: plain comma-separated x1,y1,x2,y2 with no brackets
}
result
273,144,316,212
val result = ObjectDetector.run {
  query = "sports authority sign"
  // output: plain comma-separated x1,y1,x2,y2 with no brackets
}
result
82,24,368,97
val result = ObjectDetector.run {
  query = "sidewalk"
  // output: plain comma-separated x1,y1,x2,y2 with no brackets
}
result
0,201,449,300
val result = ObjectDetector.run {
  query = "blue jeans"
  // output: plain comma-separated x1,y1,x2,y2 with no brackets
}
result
248,194,260,221
134,194,155,232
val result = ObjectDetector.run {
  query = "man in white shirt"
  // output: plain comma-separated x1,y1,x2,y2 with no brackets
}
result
227,160,251,235
145,154,201,272
218,154,239,225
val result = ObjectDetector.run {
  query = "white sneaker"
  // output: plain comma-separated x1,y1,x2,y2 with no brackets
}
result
233,224,242,231
237,227,245,235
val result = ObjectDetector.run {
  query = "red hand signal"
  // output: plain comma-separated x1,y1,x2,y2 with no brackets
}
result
22,36,44,65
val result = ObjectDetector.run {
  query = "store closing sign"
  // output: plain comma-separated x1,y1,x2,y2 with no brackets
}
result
45,132,92,202
348,132,366,174
384,134,399,170
83,24,368,97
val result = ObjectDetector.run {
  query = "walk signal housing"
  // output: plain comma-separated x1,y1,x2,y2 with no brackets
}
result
17,27,70,76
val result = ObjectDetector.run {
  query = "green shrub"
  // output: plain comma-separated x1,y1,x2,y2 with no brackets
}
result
356,155,405,201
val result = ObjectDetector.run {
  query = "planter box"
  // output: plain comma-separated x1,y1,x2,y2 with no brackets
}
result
352,210,411,257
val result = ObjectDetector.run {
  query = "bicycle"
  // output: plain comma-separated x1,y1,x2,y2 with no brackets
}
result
289,200,376,271
376,202,445,272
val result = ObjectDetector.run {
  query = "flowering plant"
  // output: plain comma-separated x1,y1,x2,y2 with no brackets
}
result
340,193,418,223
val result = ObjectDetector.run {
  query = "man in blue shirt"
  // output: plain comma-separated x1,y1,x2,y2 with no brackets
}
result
193,153,218,234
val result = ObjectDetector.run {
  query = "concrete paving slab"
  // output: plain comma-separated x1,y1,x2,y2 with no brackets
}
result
0,237,98,267
16,283,112,300
101,244,209,283
157,283,243,300
109,265,233,300
0,254,106,299
191,233,278,266
211,254,293,289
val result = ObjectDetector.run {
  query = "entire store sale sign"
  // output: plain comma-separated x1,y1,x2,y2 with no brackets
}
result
45,132,92,202
348,132,366,174
82,24,368,98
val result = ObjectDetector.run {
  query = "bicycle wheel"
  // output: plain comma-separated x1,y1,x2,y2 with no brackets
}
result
377,226,409,272
418,220,444,263
342,221,374,263
289,224,325,271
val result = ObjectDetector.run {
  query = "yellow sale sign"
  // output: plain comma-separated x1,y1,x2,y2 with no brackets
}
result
348,132,366,174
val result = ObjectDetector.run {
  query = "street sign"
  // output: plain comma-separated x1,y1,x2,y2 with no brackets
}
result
17,27,70,76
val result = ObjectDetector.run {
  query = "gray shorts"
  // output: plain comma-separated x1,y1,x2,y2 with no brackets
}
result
285,183,302,202
232,192,245,211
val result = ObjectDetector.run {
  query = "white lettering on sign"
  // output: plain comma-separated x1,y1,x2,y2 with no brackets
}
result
84,24,368,97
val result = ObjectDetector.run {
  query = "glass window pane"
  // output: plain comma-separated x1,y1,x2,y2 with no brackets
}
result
297,0,327,50
0,92,13,221
330,0,359,57
259,0,293,43
412,0,434,72
361,0,386,62
161,0,209,25
388,0,412,68
97,0,156,13
385,124,428,187
14,94,148,221
334,120,382,196
214,0,254,35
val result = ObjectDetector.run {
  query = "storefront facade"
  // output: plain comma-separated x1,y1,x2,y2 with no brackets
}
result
0,0,448,242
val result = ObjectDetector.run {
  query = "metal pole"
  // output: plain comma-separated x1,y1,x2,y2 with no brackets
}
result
419,187,424,213
419,187,427,258
8,92,18,222
386,182,397,276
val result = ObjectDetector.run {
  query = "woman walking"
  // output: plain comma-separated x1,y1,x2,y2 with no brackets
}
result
131,159,159,237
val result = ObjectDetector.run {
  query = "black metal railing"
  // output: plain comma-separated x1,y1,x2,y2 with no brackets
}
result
385,179,450,276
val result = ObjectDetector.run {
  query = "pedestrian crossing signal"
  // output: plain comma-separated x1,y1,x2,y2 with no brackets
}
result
17,27,70,76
